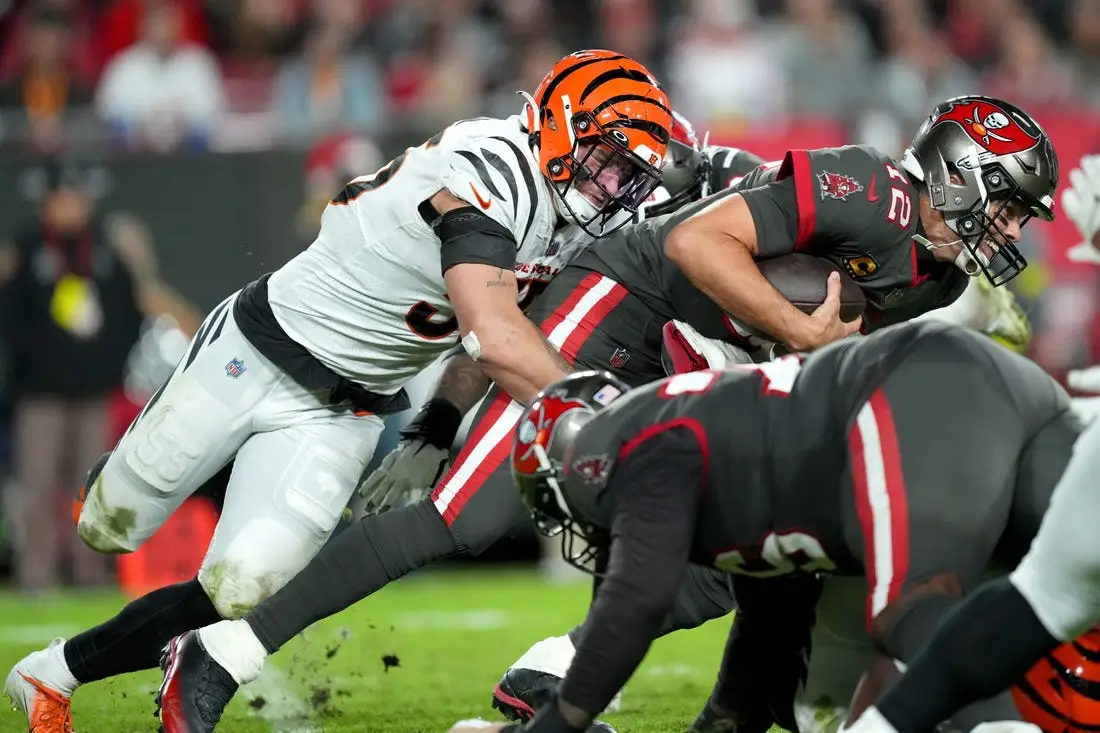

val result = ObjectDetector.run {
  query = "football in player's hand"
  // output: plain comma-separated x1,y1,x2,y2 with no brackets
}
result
757,253,867,323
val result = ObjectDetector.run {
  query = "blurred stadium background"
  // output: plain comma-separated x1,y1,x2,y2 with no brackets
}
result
0,0,1099,651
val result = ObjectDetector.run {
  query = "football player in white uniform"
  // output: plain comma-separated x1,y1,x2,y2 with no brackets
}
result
4,49,673,733
357,111,761,516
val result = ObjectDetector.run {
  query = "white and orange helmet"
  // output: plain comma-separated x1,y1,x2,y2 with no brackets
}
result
522,49,673,236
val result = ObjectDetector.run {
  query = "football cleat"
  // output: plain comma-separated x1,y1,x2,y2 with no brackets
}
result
155,631,237,733
5,639,75,733
492,636,622,721
491,666,559,721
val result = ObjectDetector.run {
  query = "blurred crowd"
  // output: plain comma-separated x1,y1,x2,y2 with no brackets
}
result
3,0,1100,588
0,0,1097,152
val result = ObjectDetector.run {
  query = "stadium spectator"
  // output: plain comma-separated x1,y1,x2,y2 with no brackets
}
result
1067,0,1100,109
775,0,874,120
666,0,788,135
97,0,209,69
0,4,94,151
96,0,225,151
984,10,1076,105
269,0,385,141
0,158,142,591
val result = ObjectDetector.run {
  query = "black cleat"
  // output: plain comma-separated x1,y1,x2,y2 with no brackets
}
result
491,667,561,721
155,631,238,733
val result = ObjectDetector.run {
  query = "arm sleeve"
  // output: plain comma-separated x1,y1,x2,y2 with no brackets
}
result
433,206,518,274
556,426,705,720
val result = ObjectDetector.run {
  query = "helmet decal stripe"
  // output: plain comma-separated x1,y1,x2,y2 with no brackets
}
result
536,54,629,109
590,94,672,119
580,68,661,102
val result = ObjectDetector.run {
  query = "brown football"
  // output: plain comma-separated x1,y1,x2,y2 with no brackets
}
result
757,253,867,323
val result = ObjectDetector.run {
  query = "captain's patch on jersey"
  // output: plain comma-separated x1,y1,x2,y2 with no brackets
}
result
818,171,864,201
844,254,878,279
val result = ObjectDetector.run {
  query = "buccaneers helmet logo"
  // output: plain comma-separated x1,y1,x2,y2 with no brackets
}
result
818,171,864,201
933,100,1039,157
514,396,589,476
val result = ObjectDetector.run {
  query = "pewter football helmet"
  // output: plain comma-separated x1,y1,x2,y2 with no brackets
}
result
901,95,1058,286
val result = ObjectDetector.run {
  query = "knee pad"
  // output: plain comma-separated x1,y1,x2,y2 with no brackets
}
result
76,459,143,554
198,561,278,619
73,451,113,527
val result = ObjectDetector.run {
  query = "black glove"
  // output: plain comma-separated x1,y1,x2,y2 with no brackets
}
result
401,397,464,449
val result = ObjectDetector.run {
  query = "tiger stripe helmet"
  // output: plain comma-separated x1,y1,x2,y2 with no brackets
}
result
1013,629,1100,733
522,49,672,236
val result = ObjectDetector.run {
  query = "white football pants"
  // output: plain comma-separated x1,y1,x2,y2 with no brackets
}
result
76,291,384,618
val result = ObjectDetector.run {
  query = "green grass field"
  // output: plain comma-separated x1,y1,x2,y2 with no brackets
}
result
0,569,731,732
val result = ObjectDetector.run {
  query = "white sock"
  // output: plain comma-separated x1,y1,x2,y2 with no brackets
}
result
840,707,899,733
510,635,576,677
46,640,80,697
198,620,268,685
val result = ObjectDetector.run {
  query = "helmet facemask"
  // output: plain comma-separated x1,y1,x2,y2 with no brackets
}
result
938,159,1035,286
512,370,630,576
549,111,665,237
525,441,607,575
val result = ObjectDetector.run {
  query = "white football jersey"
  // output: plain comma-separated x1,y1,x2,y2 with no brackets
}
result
514,182,677,306
266,116,567,393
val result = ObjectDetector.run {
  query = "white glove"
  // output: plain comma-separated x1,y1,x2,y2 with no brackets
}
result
1069,365,1100,394
1071,397,1100,424
661,319,754,375
358,438,450,512
1062,154,1100,264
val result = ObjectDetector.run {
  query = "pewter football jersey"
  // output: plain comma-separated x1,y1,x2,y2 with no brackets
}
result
265,115,562,393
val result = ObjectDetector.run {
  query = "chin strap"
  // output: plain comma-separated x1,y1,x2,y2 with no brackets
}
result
912,232,982,277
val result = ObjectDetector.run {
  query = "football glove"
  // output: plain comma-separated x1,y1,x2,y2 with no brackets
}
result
1070,396,1100,424
975,277,1031,353
359,398,462,512
662,320,754,376
1063,154,1100,264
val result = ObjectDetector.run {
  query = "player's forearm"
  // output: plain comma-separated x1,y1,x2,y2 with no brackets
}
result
433,350,492,415
473,317,571,405
558,544,681,722
668,235,814,350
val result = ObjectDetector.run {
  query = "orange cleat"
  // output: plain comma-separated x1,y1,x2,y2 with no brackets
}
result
5,641,75,733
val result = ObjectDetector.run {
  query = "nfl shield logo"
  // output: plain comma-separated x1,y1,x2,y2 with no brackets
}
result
608,348,630,369
225,358,247,378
